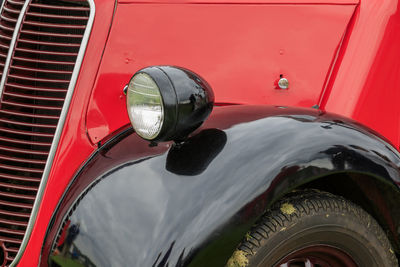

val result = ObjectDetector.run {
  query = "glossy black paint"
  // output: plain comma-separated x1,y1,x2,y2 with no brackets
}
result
42,105,400,267
166,129,227,175
134,66,214,142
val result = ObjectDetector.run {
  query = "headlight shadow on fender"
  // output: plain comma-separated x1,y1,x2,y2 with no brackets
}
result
41,105,400,267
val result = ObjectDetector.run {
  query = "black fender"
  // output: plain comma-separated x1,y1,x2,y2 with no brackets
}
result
42,105,400,267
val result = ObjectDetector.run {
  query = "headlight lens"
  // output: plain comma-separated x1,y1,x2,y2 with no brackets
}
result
126,73,164,140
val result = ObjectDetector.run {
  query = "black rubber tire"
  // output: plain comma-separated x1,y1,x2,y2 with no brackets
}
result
227,189,398,267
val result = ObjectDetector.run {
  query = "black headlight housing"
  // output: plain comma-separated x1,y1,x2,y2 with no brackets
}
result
126,66,214,142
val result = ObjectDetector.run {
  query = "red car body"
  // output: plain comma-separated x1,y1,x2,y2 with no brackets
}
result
0,0,400,266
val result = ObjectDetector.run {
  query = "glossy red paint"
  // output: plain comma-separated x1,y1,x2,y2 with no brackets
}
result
86,2,356,143
16,0,116,265
15,0,400,265
320,1,400,148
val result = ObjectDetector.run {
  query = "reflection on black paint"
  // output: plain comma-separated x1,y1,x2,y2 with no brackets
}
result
166,129,227,175
42,105,400,267
283,114,317,123
152,242,185,267
322,145,391,177
50,222,96,267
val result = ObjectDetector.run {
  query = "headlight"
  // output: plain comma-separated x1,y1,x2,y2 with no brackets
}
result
126,66,214,142
126,73,164,140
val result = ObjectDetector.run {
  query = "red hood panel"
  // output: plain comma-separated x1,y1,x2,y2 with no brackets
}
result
87,3,356,143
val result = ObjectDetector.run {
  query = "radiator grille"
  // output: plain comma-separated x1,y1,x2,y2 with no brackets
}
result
0,0,91,265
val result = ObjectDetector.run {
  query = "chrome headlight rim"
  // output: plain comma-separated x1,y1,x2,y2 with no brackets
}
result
126,72,164,140
127,67,178,142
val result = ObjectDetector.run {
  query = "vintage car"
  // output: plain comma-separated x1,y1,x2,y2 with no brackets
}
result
0,0,398,266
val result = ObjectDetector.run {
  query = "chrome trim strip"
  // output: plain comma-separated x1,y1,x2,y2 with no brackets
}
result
0,2,8,77
0,0,30,99
11,0,96,265
0,1,6,17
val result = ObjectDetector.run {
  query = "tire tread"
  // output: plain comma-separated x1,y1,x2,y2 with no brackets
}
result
235,189,397,266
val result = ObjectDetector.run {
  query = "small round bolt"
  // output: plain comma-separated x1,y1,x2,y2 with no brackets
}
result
278,78,289,89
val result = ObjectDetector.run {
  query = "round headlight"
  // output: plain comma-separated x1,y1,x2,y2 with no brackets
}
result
126,73,164,140
126,66,214,142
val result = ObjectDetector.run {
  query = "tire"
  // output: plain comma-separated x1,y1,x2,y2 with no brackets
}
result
226,189,398,267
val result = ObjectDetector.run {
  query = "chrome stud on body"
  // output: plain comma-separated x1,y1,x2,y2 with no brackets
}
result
278,77,289,89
